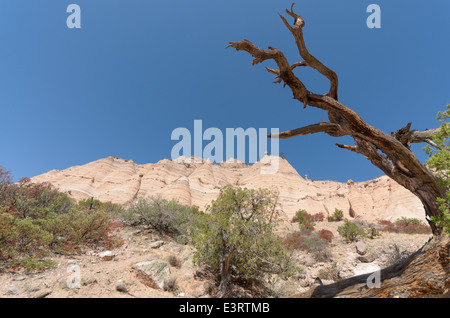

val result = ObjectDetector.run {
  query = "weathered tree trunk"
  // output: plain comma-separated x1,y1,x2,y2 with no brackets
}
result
292,233,450,298
228,3,450,297
215,250,235,298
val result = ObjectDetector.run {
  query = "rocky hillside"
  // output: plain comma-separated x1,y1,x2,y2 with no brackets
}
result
30,155,426,223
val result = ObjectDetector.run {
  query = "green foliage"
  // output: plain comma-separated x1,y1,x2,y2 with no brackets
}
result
367,226,381,239
193,185,298,281
20,257,57,273
0,173,122,272
122,196,204,243
293,209,315,230
337,219,366,242
424,105,450,235
327,208,344,222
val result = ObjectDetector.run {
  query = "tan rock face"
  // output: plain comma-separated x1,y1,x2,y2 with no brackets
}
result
30,155,426,223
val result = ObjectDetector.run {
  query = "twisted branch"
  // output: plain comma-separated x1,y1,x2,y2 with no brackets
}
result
228,3,445,232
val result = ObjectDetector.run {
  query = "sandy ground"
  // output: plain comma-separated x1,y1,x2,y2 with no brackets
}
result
0,220,432,298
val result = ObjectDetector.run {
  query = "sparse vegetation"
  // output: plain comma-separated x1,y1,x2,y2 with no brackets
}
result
0,169,123,272
317,262,341,282
193,185,298,297
121,196,204,243
292,209,315,230
377,218,431,235
318,229,334,243
327,208,344,222
337,219,366,242
424,105,450,235
367,226,381,239
167,255,182,269
163,276,179,293
283,228,332,262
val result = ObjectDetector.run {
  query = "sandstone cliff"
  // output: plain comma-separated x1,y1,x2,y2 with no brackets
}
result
30,155,426,222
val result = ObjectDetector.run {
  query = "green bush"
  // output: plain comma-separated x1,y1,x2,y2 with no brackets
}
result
367,226,381,239
424,105,450,234
327,208,344,222
121,196,203,242
293,209,315,230
0,172,123,272
193,186,298,296
337,219,366,242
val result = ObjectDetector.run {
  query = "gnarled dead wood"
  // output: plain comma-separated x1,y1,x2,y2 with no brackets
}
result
228,3,445,234
291,233,449,298
228,3,449,298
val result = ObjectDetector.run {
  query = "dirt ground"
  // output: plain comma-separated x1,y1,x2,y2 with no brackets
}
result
0,220,432,298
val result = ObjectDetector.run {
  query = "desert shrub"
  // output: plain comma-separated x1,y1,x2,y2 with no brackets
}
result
378,218,431,234
168,255,182,268
378,220,397,232
293,209,315,230
311,212,325,222
367,226,381,239
302,233,332,262
194,186,298,296
20,257,57,273
317,262,341,282
163,276,179,292
0,171,122,272
337,219,366,242
327,208,344,222
122,196,204,242
318,229,334,243
283,230,307,250
284,229,332,261
424,105,450,235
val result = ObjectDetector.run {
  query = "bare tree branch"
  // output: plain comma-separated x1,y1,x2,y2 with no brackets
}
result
269,122,346,139
229,3,445,234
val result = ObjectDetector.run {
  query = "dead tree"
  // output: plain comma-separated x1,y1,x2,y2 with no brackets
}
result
228,3,449,297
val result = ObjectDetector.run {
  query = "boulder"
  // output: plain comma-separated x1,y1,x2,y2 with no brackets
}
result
132,259,171,289
358,252,377,263
98,250,115,261
355,242,367,255
149,241,165,249
4,285,21,296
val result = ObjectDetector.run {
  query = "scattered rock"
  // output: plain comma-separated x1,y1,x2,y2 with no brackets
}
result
355,242,367,255
35,290,52,298
98,251,115,261
358,252,377,263
149,241,164,249
116,284,129,293
12,276,26,282
82,278,98,286
4,285,21,296
132,259,171,289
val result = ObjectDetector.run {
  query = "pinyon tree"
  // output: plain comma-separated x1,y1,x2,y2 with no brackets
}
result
193,185,297,298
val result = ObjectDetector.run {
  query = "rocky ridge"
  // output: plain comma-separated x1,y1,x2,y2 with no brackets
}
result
30,155,426,223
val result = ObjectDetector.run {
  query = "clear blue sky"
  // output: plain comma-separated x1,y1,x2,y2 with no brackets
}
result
1,0,449,183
